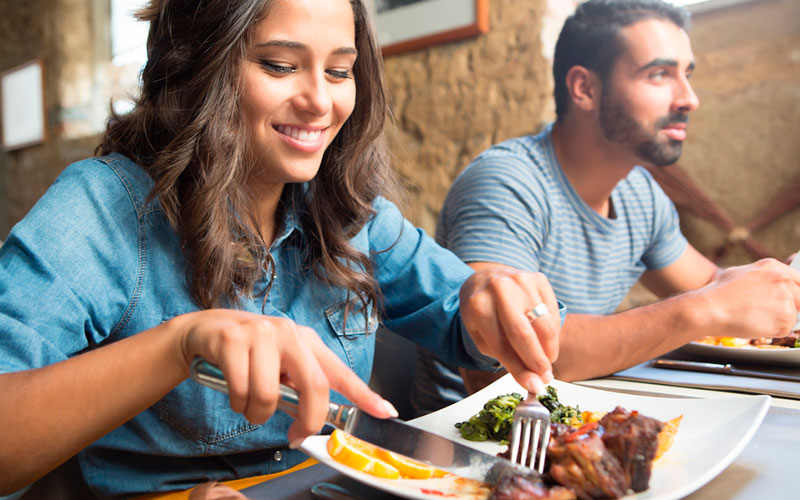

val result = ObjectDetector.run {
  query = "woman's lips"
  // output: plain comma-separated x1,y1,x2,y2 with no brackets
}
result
274,124,326,152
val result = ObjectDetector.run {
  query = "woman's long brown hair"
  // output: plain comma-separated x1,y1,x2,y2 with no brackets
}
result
98,0,403,315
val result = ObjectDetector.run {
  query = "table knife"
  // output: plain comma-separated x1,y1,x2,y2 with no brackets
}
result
653,359,800,383
190,357,526,484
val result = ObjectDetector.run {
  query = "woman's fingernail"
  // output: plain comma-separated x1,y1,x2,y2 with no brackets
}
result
526,375,547,396
289,438,304,450
541,369,554,384
382,400,399,418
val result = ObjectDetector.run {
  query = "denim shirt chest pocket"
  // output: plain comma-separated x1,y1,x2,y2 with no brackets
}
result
323,300,378,383
155,313,263,449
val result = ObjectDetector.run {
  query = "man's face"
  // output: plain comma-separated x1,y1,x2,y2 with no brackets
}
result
599,19,700,167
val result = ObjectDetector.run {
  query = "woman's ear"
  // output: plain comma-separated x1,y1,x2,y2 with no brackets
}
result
565,66,601,113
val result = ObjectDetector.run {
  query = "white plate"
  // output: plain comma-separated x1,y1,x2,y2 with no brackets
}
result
300,375,770,500
300,438,491,500
676,342,800,366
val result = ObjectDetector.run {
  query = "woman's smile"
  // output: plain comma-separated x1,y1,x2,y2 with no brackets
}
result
274,124,328,152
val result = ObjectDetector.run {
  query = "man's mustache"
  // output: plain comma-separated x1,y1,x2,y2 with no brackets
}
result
656,114,689,128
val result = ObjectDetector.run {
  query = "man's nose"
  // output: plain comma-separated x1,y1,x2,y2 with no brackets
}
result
674,75,700,113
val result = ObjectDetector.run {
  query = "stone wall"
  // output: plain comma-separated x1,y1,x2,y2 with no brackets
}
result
1,0,797,264
0,0,107,238
678,0,800,265
383,0,559,233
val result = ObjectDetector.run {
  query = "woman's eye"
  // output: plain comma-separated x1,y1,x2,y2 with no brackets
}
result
259,60,295,74
327,68,353,80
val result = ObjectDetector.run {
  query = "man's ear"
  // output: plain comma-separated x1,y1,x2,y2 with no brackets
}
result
565,66,601,112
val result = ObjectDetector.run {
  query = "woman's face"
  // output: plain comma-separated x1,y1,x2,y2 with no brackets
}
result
240,0,357,185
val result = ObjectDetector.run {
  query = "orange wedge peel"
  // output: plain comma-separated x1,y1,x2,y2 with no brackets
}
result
327,429,449,480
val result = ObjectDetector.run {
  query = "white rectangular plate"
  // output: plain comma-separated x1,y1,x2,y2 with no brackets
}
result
300,375,769,500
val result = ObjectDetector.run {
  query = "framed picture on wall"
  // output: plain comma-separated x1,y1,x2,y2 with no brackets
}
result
1,59,46,151
375,0,489,56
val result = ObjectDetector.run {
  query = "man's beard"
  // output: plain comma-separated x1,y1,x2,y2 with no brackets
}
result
599,89,687,167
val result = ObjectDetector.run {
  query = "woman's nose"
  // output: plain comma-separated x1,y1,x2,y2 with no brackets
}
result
295,74,332,116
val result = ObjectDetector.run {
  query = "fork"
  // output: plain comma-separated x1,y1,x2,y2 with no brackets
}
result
507,393,551,473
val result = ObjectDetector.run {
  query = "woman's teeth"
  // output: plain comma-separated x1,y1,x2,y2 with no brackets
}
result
276,125,322,142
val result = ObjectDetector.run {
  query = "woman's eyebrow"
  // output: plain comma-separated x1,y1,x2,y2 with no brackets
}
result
254,40,357,56
255,40,305,49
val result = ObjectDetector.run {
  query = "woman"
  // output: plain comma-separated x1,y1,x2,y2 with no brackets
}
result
0,0,560,498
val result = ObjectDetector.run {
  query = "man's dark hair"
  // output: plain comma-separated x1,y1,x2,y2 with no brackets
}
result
553,0,691,121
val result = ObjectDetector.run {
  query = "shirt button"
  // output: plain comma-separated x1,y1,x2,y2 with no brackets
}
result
273,450,283,462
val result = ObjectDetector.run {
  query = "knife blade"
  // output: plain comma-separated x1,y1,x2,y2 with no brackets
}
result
653,358,800,383
190,357,527,484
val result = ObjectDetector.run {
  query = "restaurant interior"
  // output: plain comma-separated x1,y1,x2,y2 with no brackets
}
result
0,0,798,499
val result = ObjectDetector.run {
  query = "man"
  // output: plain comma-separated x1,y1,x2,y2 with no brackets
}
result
410,0,800,416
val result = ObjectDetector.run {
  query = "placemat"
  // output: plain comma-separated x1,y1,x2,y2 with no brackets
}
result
609,359,800,399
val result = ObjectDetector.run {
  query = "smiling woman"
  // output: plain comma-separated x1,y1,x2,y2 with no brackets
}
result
0,0,562,498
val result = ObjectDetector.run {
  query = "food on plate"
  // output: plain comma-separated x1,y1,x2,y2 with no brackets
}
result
470,388,682,499
537,386,585,426
326,429,449,480
490,467,577,500
455,388,589,444
455,392,523,444
698,333,799,349
325,429,493,499
655,414,682,460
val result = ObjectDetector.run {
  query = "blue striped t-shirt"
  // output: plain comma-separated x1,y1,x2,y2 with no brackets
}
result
436,124,687,314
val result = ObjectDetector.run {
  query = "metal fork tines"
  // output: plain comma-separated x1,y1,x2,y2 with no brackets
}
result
508,393,551,473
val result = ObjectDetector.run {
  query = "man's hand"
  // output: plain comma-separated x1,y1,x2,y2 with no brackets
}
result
695,258,800,338
459,265,560,394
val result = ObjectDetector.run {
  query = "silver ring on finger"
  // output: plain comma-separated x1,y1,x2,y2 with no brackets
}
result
526,303,549,322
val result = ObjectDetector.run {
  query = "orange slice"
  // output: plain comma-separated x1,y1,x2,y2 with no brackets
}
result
327,429,448,480
374,449,449,479
327,429,400,479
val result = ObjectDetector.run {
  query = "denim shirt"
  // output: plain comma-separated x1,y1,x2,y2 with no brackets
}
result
0,154,493,498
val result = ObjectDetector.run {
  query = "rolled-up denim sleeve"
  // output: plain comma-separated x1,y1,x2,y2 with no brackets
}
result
0,158,140,373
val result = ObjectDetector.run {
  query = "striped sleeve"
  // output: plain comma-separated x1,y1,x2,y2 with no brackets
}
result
436,153,546,272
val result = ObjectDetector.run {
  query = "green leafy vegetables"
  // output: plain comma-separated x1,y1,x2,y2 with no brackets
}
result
537,386,583,425
454,393,522,444
454,386,583,443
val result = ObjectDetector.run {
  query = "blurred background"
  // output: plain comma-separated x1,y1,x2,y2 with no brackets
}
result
0,0,798,289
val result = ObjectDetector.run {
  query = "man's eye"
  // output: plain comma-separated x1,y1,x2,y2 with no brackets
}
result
259,61,295,74
649,70,668,80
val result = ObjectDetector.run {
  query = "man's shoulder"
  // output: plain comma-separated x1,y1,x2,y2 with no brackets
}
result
459,129,553,183
476,129,550,162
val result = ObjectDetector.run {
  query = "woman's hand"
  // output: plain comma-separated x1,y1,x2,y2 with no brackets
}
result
459,264,560,395
172,310,397,448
